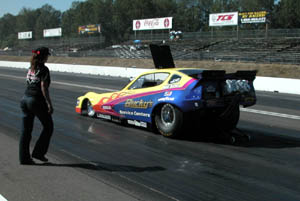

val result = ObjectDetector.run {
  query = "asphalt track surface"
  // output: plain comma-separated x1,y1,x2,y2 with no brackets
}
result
1,67,300,201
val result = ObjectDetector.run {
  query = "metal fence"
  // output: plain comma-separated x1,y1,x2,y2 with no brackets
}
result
131,29,300,41
2,29,300,65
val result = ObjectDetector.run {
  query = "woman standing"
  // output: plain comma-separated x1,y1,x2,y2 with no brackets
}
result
19,47,54,165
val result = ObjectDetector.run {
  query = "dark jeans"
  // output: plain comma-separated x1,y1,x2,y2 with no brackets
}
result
19,95,53,163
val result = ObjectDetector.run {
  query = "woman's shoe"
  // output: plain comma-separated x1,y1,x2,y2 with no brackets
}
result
32,154,48,162
20,158,35,165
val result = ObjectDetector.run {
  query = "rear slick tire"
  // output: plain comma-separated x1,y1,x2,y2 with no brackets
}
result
220,104,240,131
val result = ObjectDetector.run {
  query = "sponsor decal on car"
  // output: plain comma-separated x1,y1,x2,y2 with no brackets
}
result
163,84,180,89
164,91,173,96
119,110,133,115
134,111,151,117
120,110,150,118
127,120,147,128
124,99,153,109
102,105,112,110
158,97,175,102
97,113,112,120
169,78,181,84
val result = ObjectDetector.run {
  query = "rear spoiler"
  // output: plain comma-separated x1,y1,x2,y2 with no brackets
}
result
225,70,257,81
201,70,226,80
149,44,175,69
149,44,257,81
195,70,257,81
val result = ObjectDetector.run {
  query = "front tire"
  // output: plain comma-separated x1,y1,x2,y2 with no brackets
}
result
154,104,183,138
87,100,95,117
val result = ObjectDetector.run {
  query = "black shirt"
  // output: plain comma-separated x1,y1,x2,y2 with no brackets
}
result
24,64,51,98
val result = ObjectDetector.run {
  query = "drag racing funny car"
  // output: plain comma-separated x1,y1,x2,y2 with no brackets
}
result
76,44,257,138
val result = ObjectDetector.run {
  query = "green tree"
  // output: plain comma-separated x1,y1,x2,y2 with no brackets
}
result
152,0,177,17
275,0,300,28
113,0,157,42
174,0,199,31
61,1,82,37
16,8,39,38
93,0,114,45
0,14,17,48
237,0,274,12
34,4,61,39
1,0,298,47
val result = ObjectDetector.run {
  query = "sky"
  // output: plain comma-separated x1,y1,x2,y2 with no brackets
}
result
0,0,85,18
0,0,281,18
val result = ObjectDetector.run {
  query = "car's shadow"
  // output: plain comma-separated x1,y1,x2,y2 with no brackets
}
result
77,116,300,149
234,128,300,148
178,125,300,149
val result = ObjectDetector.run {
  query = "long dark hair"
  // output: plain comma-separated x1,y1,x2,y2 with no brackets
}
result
30,47,50,71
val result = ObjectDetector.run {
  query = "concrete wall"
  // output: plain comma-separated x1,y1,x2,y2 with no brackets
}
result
1,61,300,95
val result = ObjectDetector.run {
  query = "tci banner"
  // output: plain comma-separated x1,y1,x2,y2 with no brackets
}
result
209,12,238,27
133,17,173,31
239,11,267,24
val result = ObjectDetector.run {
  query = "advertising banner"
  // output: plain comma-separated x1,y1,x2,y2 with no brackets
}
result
78,24,101,34
133,17,172,31
239,11,267,24
43,28,62,37
18,31,32,39
209,12,238,27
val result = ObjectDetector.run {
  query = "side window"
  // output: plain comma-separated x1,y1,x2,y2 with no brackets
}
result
155,73,170,85
128,74,155,89
169,74,181,84
128,75,145,89
128,73,169,89
142,74,156,88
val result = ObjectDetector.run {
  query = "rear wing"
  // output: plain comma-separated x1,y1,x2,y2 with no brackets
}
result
149,44,175,69
225,70,257,81
149,44,257,81
189,70,257,81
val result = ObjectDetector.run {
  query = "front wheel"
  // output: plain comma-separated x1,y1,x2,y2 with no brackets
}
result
86,100,95,117
154,104,183,138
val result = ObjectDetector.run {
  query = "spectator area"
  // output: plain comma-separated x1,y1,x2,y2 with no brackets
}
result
2,37,300,64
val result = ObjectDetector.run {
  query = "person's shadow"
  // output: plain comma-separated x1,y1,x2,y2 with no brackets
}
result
34,161,166,172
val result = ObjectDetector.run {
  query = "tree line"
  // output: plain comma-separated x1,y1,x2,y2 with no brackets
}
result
0,0,299,48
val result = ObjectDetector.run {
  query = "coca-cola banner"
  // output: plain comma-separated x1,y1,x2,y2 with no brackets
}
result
133,17,173,31
209,12,238,27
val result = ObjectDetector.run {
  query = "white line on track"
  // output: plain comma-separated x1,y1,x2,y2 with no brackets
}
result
0,73,115,92
241,108,300,120
53,81,115,92
1,73,299,120
0,195,8,201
